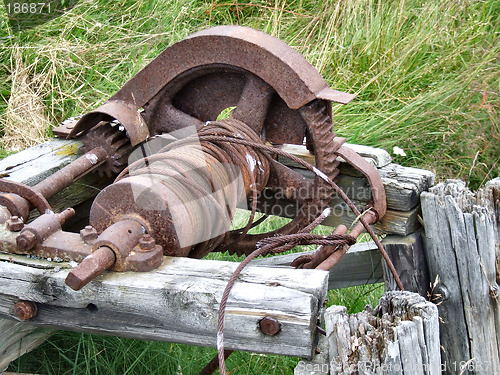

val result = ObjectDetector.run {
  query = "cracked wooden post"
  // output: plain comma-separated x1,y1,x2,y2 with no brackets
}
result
294,291,441,375
421,179,500,374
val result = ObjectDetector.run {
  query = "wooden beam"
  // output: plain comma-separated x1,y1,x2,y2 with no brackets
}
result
382,232,430,296
0,253,329,359
322,198,421,236
0,320,52,372
0,139,110,225
257,195,421,236
256,233,432,293
279,143,392,170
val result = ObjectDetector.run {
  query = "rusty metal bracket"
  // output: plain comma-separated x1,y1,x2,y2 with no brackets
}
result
0,180,52,216
335,145,387,220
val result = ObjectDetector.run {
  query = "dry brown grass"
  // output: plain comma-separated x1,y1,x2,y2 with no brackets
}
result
1,46,51,151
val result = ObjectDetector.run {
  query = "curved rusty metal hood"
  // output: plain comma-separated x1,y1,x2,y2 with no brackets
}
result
67,25,355,145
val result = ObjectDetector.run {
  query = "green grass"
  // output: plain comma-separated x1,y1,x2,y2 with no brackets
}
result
0,0,498,187
1,0,499,373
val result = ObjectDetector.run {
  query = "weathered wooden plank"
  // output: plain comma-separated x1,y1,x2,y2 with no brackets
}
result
378,164,435,209
325,305,351,375
253,241,384,290
335,172,424,212
0,138,110,224
294,333,330,375
0,139,80,184
292,168,431,212
298,291,440,375
396,321,425,375
281,144,435,211
322,199,421,236
382,232,430,296
421,179,500,374
0,254,329,359
280,143,392,169
257,195,421,236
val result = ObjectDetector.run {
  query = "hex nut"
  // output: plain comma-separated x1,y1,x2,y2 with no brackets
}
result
16,231,38,251
138,234,155,251
14,300,37,320
80,225,98,243
6,216,24,232
259,316,281,336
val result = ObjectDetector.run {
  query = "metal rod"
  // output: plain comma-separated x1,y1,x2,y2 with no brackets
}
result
33,147,108,200
65,246,116,291
316,211,377,271
199,350,234,375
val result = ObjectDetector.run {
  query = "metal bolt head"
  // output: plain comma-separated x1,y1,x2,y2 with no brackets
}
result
138,234,155,251
15,300,37,320
6,216,24,232
259,316,281,336
80,225,98,243
16,231,37,251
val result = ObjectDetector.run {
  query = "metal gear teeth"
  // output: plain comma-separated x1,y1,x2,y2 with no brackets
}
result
81,123,132,178
300,99,345,218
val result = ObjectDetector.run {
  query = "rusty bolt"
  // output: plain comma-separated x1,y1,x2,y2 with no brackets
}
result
14,300,37,320
55,207,76,225
259,316,281,336
16,231,38,251
138,234,155,251
6,216,24,232
80,225,98,243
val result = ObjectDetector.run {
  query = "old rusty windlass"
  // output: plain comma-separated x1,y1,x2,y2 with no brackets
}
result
1,23,398,292
0,25,402,375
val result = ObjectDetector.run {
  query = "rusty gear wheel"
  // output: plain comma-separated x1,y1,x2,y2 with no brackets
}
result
141,68,345,255
81,123,132,177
